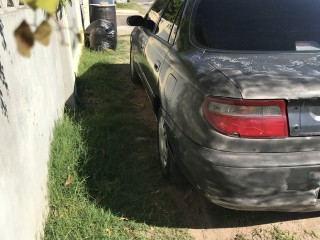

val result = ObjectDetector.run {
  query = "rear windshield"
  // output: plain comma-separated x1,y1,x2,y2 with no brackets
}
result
193,0,320,51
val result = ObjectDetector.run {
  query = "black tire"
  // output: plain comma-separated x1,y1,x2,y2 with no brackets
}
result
157,112,187,184
130,47,142,85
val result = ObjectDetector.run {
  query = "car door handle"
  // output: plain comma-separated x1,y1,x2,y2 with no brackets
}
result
154,60,161,72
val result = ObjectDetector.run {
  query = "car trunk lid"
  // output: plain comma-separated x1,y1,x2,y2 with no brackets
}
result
203,52,320,99
203,52,320,137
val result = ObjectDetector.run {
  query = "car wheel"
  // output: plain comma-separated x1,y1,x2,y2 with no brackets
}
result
130,47,142,85
157,113,186,184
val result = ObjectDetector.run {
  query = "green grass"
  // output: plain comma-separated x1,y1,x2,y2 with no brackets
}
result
116,2,146,14
44,37,191,239
268,227,299,240
116,2,136,8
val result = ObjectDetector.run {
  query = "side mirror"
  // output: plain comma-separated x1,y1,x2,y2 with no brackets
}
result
144,20,156,32
127,15,144,26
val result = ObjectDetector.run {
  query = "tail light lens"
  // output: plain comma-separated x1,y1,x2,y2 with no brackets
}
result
203,97,288,138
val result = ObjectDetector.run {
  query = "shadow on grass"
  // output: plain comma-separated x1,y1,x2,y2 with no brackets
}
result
76,61,185,228
75,61,320,231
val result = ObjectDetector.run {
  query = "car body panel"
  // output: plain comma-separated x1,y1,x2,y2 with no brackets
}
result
162,109,320,212
203,52,320,100
288,99,320,136
144,36,171,97
160,50,320,153
129,0,320,211
131,28,149,80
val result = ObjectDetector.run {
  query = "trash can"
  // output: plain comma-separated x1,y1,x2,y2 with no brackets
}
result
89,0,114,4
85,19,117,50
89,4,117,27
89,4,117,49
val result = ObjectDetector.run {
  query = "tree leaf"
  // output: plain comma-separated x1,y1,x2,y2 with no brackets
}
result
76,31,84,43
14,20,34,58
34,20,51,46
64,174,72,186
35,0,59,13
22,0,59,13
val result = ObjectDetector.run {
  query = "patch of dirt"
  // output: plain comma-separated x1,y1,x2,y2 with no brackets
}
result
130,81,320,240
131,84,157,129
165,182,320,240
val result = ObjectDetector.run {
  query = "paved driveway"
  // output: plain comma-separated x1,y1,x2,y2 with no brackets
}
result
117,0,154,35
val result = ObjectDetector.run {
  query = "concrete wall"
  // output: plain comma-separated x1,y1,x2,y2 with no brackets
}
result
0,2,83,240
65,0,83,72
81,0,90,30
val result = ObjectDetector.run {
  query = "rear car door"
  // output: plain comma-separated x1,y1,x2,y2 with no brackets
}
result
131,0,169,95
143,0,185,99
131,0,169,91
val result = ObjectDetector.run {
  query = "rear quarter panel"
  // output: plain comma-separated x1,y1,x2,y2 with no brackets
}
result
159,49,320,153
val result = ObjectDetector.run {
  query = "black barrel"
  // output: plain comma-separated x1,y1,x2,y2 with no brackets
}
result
89,0,114,4
89,4,117,49
89,4,117,29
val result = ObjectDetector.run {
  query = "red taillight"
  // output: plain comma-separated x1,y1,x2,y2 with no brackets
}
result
202,97,288,138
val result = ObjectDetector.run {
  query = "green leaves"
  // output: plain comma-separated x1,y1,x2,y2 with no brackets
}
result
22,0,59,13
14,20,52,57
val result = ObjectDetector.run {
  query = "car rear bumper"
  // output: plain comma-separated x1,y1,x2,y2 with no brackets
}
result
172,128,320,212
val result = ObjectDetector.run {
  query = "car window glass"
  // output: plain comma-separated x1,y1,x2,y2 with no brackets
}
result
194,0,320,51
145,0,169,32
155,0,185,42
168,1,185,45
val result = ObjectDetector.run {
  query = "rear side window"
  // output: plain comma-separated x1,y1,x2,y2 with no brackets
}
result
193,0,320,51
145,0,170,32
155,0,185,42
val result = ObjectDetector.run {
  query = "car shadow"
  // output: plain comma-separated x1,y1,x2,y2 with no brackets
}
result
167,183,320,229
75,61,320,231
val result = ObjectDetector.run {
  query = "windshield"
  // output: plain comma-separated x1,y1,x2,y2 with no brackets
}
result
193,0,320,51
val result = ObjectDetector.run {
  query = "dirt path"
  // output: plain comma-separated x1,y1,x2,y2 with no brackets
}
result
131,82,320,240
165,184,320,240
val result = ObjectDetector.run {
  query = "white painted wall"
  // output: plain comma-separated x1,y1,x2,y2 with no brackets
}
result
81,0,90,30
65,0,83,72
0,2,83,240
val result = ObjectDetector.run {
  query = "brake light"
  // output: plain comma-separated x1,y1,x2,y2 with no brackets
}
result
203,97,288,138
